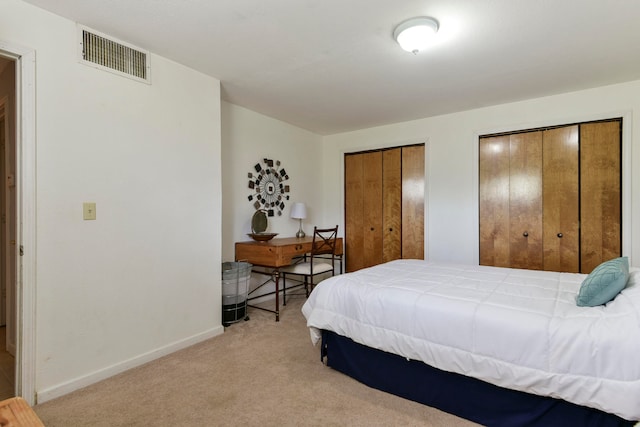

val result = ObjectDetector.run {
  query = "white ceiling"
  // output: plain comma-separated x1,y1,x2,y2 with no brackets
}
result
22,0,640,135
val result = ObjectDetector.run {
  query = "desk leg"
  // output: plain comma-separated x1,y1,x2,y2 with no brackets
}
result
273,269,280,322
246,268,286,322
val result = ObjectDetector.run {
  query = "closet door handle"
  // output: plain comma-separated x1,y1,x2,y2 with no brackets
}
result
523,231,528,237
557,233,563,238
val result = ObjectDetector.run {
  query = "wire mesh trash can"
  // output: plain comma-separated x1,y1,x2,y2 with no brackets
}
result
222,261,252,326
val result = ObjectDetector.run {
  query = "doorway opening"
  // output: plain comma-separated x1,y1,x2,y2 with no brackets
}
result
0,41,37,405
0,56,17,401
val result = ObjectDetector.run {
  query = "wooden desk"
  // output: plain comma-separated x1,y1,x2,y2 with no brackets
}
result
235,236,343,321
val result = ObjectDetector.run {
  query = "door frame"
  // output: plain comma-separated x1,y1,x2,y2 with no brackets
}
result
0,41,36,405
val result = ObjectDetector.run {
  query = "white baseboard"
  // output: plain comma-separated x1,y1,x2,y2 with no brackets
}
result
36,325,224,403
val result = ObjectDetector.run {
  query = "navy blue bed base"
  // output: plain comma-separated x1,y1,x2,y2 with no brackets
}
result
321,330,634,427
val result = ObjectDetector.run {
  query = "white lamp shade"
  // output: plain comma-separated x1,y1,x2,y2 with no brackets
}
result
394,17,439,54
290,202,307,219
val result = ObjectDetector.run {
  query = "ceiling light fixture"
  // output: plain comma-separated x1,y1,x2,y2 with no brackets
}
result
393,17,439,54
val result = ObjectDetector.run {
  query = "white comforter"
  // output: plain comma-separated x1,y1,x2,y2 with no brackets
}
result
301,259,640,420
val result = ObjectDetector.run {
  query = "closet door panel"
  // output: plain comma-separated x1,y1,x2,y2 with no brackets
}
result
383,148,402,262
479,136,511,267
580,121,622,273
542,126,579,273
345,154,365,272
346,145,425,272
401,144,425,259
362,151,384,269
509,132,543,270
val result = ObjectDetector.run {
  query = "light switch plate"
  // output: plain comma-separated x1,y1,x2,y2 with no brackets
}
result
83,202,96,220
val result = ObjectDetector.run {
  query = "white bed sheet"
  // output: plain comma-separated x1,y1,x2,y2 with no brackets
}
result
301,259,640,420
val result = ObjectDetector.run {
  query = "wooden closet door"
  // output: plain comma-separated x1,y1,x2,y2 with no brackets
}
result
542,126,579,273
479,135,511,267
345,151,383,272
345,154,365,272
346,145,425,272
383,148,402,262
509,131,543,270
401,144,425,259
363,152,384,268
580,121,621,273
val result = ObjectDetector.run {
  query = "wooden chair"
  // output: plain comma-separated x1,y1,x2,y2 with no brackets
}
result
281,225,339,302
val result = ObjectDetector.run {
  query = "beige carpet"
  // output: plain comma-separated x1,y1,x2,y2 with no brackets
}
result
34,296,480,426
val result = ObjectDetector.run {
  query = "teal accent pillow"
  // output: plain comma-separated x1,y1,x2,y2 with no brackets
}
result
577,257,629,307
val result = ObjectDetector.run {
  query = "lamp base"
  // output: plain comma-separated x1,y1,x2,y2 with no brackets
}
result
296,218,305,238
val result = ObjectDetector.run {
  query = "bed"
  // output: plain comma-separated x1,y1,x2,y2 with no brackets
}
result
301,259,639,426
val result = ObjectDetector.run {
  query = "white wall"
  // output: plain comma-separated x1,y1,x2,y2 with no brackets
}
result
221,102,324,262
0,0,223,402
221,102,324,303
322,80,640,268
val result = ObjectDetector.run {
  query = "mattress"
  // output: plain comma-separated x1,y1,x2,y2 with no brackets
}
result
301,259,640,420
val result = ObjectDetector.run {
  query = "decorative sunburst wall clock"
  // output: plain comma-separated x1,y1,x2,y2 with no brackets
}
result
247,158,290,216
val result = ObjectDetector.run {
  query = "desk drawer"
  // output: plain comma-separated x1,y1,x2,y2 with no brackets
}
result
282,242,309,259
235,244,278,267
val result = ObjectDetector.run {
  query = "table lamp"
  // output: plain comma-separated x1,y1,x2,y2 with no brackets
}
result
290,202,307,238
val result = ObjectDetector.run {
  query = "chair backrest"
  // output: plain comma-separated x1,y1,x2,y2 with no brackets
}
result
311,225,339,257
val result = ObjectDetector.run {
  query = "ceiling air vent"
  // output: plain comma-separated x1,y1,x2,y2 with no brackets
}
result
78,25,150,83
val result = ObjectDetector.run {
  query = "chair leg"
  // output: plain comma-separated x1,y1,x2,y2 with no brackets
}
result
282,273,287,306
